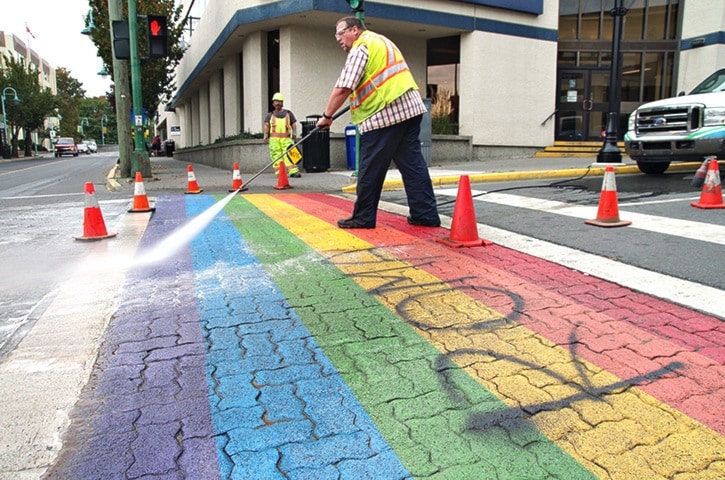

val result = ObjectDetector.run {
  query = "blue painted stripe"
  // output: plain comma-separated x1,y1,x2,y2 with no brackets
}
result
185,195,410,479
46,195,221,479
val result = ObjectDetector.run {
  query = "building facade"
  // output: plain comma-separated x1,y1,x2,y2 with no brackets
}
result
162,0,724,161
0,31,58,151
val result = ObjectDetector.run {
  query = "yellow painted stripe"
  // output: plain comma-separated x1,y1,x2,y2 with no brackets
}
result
246,194,724,479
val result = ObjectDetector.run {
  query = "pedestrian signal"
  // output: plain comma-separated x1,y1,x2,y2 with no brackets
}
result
147,15,168,58
112,20,130,60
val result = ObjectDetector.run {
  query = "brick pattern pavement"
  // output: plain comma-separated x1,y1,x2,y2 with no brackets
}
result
44,192,724,479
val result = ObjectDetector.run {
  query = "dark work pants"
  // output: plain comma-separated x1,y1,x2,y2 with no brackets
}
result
350,115,440,227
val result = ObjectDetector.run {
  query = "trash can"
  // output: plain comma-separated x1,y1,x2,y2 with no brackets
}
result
301,115,330,172
1,144,10,159
164,139,175,157
345,125,358,170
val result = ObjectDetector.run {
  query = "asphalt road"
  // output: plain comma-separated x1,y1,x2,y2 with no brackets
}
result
382,168,725,291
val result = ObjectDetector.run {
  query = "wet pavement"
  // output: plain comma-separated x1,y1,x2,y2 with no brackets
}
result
0,156,722,479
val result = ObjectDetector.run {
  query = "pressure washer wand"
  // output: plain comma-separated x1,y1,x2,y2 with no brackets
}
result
242,105,351,188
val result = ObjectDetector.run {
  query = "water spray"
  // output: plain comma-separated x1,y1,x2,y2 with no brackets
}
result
133,106,350,266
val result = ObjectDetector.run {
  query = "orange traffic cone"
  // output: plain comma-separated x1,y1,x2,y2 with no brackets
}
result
436,175,491,248
229,162,248,192
185,165,203,194
273,162,293,190
585,165,631,227
128,171,155,213
74,182,118,241
691,158,725,209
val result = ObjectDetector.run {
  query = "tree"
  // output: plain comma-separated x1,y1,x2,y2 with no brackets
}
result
86,0,188,116
55,68,85,140
0,56,60,157
80,97,117,144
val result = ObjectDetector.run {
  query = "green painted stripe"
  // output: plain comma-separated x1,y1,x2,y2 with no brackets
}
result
223,196,595,479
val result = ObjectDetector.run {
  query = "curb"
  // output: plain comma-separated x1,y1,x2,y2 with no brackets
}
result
342,161,702,193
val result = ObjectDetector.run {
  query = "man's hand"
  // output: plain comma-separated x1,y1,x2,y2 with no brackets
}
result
316,117,333,129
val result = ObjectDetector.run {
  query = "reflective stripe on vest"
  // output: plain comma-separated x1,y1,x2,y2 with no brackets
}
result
270,112,291,138
349,31,417,123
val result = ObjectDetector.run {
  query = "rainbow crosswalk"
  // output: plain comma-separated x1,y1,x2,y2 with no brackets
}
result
46,192,724,479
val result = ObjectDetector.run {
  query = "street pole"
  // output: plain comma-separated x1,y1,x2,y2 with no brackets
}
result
1,87,19,159
80,117,90,139
597,0,628,164
109,0,133,176
101,114,108,145
128,0,151,178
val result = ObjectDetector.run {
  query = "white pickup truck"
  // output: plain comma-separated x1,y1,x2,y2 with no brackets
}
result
625,68,725,174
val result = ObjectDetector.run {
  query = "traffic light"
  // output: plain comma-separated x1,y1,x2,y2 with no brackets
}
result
147,15,168,58
112,20,130,60
346,0,364,12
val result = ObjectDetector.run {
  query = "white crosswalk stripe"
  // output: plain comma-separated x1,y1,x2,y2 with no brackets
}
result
379,194,725,319
436,188,725,246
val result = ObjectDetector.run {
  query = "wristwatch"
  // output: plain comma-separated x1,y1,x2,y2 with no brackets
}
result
322,112,332,120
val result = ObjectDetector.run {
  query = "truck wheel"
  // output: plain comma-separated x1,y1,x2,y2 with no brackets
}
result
636,161,670,174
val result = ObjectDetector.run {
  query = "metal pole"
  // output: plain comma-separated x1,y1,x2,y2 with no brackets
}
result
108,0,133,176
128,0,151,177
101,113,108,145
80,117,89,139
2,87,19,159
597,0,628,164
1,94,7,156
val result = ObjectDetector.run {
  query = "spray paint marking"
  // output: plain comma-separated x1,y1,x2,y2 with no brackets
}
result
246,193,725,480
226,195,596,479
291,193,725,433
184,194,410,479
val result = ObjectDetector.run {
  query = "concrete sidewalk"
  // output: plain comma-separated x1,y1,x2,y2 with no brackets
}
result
107,154,702,195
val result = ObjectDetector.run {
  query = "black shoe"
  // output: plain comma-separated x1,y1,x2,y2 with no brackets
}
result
291,172,301,178
407,216,440,227
338,217,375,229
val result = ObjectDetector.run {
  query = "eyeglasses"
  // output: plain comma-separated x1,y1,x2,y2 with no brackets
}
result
334,26,352,38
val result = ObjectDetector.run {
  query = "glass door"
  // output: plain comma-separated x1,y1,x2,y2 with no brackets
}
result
556,69,610,141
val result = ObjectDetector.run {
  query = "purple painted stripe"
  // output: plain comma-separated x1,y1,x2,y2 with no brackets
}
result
46,195,220,479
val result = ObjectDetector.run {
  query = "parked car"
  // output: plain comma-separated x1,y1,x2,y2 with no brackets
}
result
84,140,97,153
53,137,78,157
77,141,90,155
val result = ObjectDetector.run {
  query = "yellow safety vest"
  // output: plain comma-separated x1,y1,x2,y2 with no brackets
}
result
269,112,292,138
349,30,418,124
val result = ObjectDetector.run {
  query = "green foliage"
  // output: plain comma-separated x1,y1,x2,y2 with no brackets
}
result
431,87,458,135
0,55,61,156
80,97,117,144
213,130,265,144
55,68,84,140
432,117,458,135
86,0,189,114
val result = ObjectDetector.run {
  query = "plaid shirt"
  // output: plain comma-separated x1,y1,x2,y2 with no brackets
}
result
335,41,427,133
